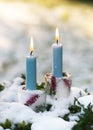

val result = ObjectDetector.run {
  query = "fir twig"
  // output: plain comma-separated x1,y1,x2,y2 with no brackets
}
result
0,84,5,91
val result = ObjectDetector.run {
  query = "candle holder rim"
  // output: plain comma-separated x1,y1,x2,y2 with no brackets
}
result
45,72,71,78
52,43,62,46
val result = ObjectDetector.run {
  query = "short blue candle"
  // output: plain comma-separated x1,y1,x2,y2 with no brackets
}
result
52,28,63,78
26,37,37,90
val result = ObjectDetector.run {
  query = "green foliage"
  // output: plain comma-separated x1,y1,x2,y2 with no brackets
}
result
35,103,52,112
21,73,26,80
69,105,81,114
63,98,83,121
50,89,56,95
37,82,45,90
63,113,70,121
0,84,5,91
72,103,93,130
63,72,68,77
0,120,32,130
0,119,11,129
45,104,52,111
35,104,46,112
84,88,90,95
68,98,82,114
21,74,26,85
14,121,32,130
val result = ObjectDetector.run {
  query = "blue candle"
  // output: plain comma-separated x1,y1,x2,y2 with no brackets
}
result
52,28,63,78
26,37,37,90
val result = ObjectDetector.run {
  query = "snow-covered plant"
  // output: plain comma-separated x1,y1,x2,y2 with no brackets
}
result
63,98,83,121
0,119,32,130
35,104,52,112
35,104,46,112
0,119,11,129
68,98,82,114
72,103,93,130
14,120,32,130
84,88,90,95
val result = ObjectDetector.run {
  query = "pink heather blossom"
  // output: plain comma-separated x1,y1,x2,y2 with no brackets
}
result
63,78,72,88
50,76,56,94
25,94,39,106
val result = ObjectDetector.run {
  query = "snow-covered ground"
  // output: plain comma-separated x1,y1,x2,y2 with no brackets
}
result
0,2,93,91
0,77,93,130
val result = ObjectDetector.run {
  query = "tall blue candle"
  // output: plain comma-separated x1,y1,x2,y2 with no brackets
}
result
26,37,37,90
52,28,63,78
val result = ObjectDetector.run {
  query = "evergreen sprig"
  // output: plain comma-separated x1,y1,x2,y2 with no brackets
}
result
37,82,45,90
0,119,11,129
0,83,5,91
63,113,70,121
0,120,32,130
35,104,52,112
84,88,90,95
21,74,26,80
14,121,32,130
72,103,93,130
68,98,82,114
63,98,83,121
20,74,26,85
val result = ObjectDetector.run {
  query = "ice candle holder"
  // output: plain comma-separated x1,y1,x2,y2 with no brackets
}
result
44,72,72,99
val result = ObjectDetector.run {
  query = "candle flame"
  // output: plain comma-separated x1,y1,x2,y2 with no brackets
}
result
30,37,34,54
55,27,59,43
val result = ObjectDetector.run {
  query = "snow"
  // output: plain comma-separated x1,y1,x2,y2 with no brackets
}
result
0,102,36,124
0,77,23,102
78,95,93,107
0,77,92,130
0,126,4,130
32,117,75,130
69,87,87,101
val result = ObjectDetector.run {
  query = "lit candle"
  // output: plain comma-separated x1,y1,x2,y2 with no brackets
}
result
26,37,37,90
52,28,63,78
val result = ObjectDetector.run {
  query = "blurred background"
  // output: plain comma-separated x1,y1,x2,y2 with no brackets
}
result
0,0,93,91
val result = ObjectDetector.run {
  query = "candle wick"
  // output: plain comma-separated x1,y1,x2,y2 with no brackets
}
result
30,51,33,56
56,39,58,44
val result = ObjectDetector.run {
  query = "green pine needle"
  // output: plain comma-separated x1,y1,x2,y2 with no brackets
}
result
0,84,5,91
